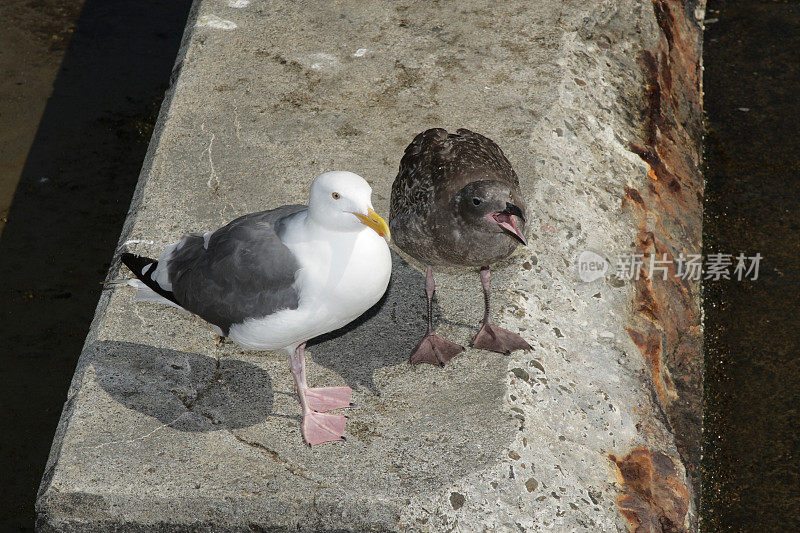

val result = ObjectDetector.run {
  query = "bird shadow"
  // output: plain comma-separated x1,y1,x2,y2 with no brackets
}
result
94,253,449,417
306,250,441,395
91,340,283,432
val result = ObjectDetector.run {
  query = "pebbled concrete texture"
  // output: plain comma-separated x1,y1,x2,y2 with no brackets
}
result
37,1,704,531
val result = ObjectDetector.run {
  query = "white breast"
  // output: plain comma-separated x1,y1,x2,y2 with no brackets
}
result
227,213,391,351
287,217,391,330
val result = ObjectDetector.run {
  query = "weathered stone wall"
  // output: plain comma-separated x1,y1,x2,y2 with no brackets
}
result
36,1,704,531
623,0,705,503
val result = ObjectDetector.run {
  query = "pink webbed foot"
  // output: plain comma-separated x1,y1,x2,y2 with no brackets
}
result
410,333,465,366
302,411,348,446
305,386,353,412
471,323,531,354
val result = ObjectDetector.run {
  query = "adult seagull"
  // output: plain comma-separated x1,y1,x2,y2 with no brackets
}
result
122,171,392,445
390,128,531,366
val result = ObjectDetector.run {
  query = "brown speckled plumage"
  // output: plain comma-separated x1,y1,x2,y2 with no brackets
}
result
389,128,532,363
390,128,527,267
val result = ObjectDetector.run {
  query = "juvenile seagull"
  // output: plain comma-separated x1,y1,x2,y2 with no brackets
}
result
390,128,531,366
122,171,392,445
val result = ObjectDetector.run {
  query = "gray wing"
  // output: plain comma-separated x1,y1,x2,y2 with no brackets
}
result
166,205,306,335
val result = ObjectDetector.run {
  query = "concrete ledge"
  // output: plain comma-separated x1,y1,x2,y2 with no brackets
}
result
37,0,704,531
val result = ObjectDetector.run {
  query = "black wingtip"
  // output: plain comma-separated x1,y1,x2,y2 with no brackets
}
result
120,252,180,306
121,252,155,277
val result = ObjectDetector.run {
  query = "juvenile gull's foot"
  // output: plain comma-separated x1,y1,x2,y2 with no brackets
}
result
410,333,465,366
471,323,531,354
305,386,353,412
302,411,348,446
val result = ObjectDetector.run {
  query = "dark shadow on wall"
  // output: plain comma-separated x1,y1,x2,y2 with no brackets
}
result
0,1,192,530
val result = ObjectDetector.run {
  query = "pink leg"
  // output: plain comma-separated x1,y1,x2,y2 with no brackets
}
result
290,343,349,446
410,266,464,366
471,266,532,354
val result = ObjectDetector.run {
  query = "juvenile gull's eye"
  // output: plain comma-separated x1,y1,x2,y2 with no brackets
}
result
332,192,341,200
472,197,482,206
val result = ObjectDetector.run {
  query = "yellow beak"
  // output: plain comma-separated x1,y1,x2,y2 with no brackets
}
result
354,207,391,240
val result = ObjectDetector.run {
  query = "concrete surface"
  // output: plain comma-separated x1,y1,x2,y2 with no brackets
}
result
37,0,704,531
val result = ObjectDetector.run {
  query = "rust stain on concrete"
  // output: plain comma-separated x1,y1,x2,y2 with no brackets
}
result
610,447,691,533
622,0,704,506
624,186,647,208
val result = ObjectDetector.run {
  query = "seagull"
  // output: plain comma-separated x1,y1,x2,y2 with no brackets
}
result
389,128,531,366
121,171,392,445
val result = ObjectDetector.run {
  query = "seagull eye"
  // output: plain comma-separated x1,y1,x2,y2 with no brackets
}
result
332,192,341,200
472,198,482,206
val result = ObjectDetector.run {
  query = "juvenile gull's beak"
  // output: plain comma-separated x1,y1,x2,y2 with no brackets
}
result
354,207,391,240
489,202,527,246
502,202,526,222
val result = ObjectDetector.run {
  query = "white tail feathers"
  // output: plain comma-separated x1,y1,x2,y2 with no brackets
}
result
127,279,186,311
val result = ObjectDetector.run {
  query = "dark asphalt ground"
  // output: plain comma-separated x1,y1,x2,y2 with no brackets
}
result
0,1,191,529
702,0,800,531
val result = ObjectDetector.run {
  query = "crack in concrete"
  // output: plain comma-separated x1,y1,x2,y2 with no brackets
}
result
202,129,220,193
229,432,326,486
200,124,234,222
232,98,242,140
310,486,323,524
168,348,226,426
179,352,222,411
131,299,148,328
81,412,189,449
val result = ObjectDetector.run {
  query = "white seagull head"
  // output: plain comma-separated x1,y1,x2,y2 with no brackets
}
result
308,171,390,239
